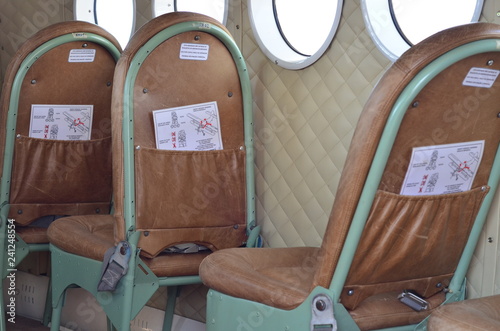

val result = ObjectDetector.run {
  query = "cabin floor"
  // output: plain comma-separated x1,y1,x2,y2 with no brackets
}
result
6,315,48,330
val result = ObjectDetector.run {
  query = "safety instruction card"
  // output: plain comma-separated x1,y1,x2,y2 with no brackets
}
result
29,104,93,140
153,101,223,151
400,140,484,196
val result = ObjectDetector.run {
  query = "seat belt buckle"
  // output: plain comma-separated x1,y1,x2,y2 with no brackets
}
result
97,241,131,292
398,290,429,312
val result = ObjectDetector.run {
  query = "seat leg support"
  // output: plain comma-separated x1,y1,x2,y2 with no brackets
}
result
162,286,181,331
50,244,159,330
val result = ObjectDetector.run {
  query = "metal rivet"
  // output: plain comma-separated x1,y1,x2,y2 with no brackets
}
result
412,101,419,108
143,88,148,94
239,146,244,151
31,79,36,84
275,60,279,65
194,35,200,41
497,11,500,17
488,237,494,243
16,134,21,139
481,186,487,191
95,208,101,213
315,299,326,311
106,82,111,87
135,145,141,150
436,282,442,288
228,91,233,97
497,112,500,118
233,224,239,229
82,43,88,48
487,60,494,66
17,209,22,214
347,289,354,296
144,231,149,237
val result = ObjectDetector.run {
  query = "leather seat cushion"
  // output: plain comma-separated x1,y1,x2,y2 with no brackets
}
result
143,251,211,277
17,227,49,244
48,214,211,276
47,214,115,261
200,247,320,310
428,295,500,330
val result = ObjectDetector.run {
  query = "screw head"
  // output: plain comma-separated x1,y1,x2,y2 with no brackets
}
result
315,299,326,311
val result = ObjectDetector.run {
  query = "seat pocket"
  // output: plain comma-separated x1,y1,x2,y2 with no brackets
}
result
10,135,112,206
134,146,247,257
342,186,489,310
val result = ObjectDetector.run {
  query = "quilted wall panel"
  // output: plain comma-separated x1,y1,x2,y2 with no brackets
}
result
1,0,500,324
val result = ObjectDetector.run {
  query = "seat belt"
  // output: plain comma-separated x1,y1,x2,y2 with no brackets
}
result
164,243,209,254
97,241,131,292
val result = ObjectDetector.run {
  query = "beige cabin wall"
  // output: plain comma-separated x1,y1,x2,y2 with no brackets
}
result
0,0,499,321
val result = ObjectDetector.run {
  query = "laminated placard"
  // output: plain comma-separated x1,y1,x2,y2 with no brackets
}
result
153,101,223,151
29,104,93,140
400,141,484,195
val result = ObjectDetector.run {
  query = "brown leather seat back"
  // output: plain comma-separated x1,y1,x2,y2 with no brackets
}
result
333,25,500,310
111,13,248,258
0,22,120,226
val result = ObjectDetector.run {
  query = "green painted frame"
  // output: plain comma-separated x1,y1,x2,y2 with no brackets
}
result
50,19,256,331
203,38,500,331
0,33,120,331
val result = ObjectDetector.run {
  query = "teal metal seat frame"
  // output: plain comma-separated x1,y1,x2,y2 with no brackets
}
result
203,38,500,331
0,32,120,331
49,18,257,331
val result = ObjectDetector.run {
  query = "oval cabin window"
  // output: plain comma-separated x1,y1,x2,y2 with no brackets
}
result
152,0,228,25
74,0,136,49
249,0,343,70
362,0,484,61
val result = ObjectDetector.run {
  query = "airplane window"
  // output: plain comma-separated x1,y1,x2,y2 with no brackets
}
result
362,0,483,61
74,0,136,49
152,0,228,25
249,0,342,70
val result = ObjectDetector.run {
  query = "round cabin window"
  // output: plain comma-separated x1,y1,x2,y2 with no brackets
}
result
362,0,484,61
74,0,136,49
249,0,343,70
152,0,228,25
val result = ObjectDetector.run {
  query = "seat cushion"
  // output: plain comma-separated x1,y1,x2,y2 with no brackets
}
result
17,227,49,244
428,295,500,330
200,247,320,310
47,214,115,261
143,251,211,277
48,214,212,277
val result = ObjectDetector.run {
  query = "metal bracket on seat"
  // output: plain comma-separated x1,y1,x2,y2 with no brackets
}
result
97,241,131,292
311,294,337,331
